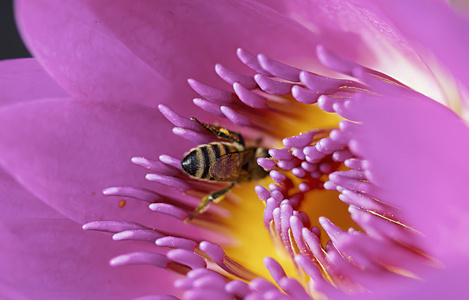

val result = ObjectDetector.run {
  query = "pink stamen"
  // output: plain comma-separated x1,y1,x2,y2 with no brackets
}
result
236,48,272,76
167,249,207,270
102,186,162,203
291,84,320,104
156,236,198,251
215,63,257,89
192,98,225,117
149,203,191,220
257,53,301,82
131,156,180,176
112,229,164,242
187,78,234,104
233,82,268,109
254,73,293,95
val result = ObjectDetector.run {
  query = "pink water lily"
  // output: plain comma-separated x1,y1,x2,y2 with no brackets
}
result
1,0,469,299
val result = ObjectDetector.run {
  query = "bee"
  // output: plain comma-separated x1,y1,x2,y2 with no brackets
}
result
181,118,269,218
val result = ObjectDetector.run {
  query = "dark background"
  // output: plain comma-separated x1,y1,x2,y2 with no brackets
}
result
1,0,31,60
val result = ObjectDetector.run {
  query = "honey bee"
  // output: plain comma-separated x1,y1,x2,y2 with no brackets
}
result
181,118,269,218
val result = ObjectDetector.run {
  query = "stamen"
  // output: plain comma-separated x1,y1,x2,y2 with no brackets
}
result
264,198,278,228
254,74,293,95
332,149,354,162
187,78,234,104
254,185,270,201
236,48,272,76
110,252,170,268
156,236,198,251
282,130,319,148
192,98,225,117
264,256,286,283
339,189,395,217
290,216,315,260
291,85,320,104
326,172,374,194
301,228,328,271
224,280,250,298
318,216,348,247
269,170,286,184
257,53,301,82
295,254,345,299
172,127,213,145
215,63,257,89
112,229,164,242
114,252,192,276
316,137,345,154
145,173,191,192
278,277,311,299
149,203,190,220
232,82,268,109
198,241,258,280
131,157,180,176
344,158,364,171
299,71,348,95
102,186,162,203
248,277,278,292
269,148,294,161
257,157,276,171
220,106,251,126
348,206,422,247
167,249,207,270
159,155,183,170
83,220,148,233
158,104,201,130
317,95,344,113
316,45,358,76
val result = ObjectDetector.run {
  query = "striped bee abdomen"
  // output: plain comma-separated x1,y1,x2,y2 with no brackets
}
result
181,142,241,180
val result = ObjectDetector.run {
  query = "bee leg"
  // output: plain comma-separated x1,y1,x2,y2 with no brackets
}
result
191,117,245,148
190,182,235,219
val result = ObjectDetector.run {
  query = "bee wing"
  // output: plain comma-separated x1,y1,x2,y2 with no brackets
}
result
210,150,255,182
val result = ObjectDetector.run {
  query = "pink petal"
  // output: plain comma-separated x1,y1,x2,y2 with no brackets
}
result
0,168,179,299
14,0,176,109
0,98,192,228
0,167,62,220
0,217,179,299
0,58,67,106
358,262,469,300
16,0,327,113
371,0,469,103
349,89,469,261
82,0,323,80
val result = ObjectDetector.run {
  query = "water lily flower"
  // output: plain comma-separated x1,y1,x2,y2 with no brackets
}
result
1,0,469,299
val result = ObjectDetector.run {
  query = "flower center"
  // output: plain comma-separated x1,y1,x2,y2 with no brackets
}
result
84,46,436,298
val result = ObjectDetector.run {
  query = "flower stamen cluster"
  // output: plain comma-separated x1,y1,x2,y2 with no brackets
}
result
84,46,436,299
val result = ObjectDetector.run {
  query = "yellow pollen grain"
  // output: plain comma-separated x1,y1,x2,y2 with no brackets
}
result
118,200,126,208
